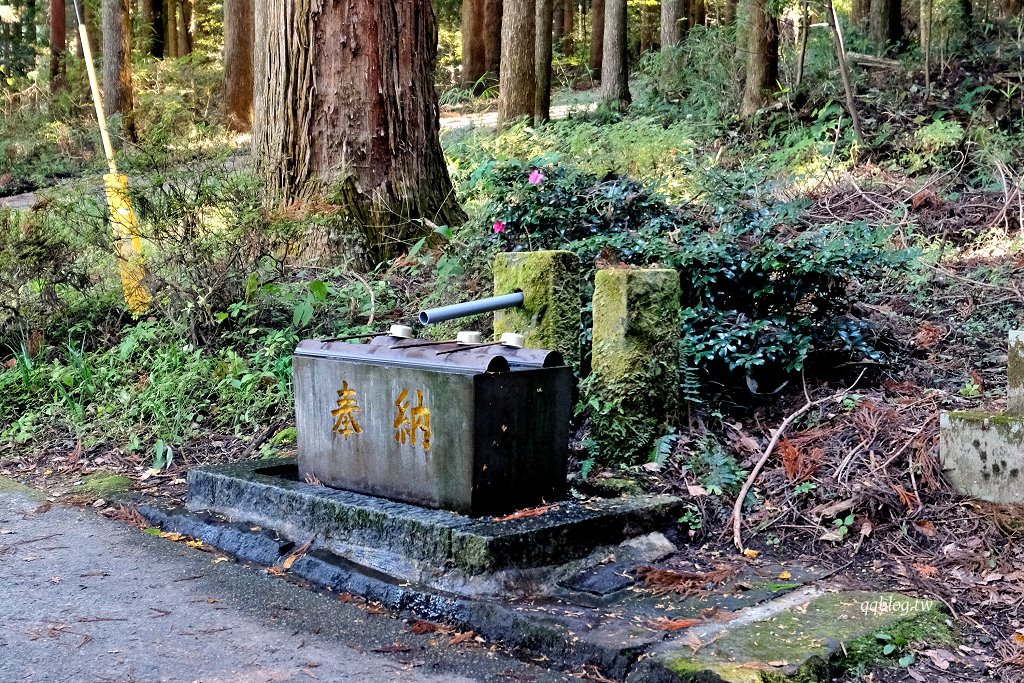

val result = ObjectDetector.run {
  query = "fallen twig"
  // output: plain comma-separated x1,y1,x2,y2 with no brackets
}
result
731,371,865,553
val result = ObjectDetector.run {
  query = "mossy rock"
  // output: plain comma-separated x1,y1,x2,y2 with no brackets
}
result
77,471,133,499
0,476,40,497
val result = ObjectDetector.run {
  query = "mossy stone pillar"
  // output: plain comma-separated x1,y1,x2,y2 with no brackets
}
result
590,268,681,463
1009,330,1023,415
493,250,582,365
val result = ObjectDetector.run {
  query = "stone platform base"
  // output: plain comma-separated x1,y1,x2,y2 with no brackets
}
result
940,412,1024,503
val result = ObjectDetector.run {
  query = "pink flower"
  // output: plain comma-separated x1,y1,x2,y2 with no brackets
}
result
528,170,546,185
492,220,507,234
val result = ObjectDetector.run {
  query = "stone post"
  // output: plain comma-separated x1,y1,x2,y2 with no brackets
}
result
1009,330,1023,416
589,268,681,463
493,250,582,366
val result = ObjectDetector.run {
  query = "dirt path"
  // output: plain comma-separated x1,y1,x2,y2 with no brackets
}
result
0,484,572,683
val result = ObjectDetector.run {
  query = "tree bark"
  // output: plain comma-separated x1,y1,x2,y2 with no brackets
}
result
562,0,574,54
601,0,630,106
851,0,869,26
175,0,187,55
1002,0,1021,16
164,0,177,57
253,0,465,267
223,0,253,131
150,0,164,57
138,0,154,53
661,0,683,50
739,0,778,117
535,0,553,124
553,0,565,44
102,0,135,138
689,0,706,30
589,0,604,76
869,0,902,54
825,0,864,144
724,0,738,25
640,0,658,52
180,0,193,54
484,0,503,76
461,0,487,88
498,0,535,124
50,0,67,93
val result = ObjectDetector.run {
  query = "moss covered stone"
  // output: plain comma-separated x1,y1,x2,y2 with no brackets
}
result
493,250,582,365
940,411,1024,503
589,268,681,463
1009,331,1023,416
632,590,949,683
77,471,133,499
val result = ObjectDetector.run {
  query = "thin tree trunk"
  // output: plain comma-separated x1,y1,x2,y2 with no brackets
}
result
562,0,574,54
921,0,932,90
535,0,553,124
254,0,465,267
461,0,487,88
589,0,604,76
484,0,503,76
825,0,864,144
794,0,809,86
739,0,778,117
102,0,136,139
661,0,683,50
640,0,658,52
498,0,536,123
180,0,193,53
223,0,253,131
601,0,630,106
165,0,177,57
74,0,85,57
50,0,67,93
175,0,186,55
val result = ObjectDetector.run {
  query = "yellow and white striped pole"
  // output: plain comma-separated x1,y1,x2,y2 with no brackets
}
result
71,0,151,315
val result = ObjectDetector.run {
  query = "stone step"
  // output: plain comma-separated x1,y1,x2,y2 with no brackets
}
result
628,588,950,683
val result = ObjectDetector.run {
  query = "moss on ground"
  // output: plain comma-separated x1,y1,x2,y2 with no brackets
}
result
77,471,133,498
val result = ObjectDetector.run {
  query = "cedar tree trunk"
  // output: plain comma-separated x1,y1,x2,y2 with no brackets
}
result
461,0,487,88
562,0,574,54
253,0,465,266
223,0,253,131
869,0,902,54
601,0,630,106
498,0,535,123
535,0,553,123
50,0,67,92
739,0,778,117
102,0,136,138
661,0,683,49
589,0,604,75
484,0,503,75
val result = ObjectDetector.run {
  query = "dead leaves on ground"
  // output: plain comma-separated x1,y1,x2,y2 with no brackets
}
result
648,617,703,631
633,564,737,596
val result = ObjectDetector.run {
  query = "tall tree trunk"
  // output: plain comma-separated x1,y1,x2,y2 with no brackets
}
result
73,0,85,57
1002,0,1021,16
535,0,553,124
484,0,503,76
498,0,535,123
640,0,658,52
689,0,705,30
724,0,738,25
164,0,177,57
180,0,193,53
50,0,67,92
149,0,164,57
138,0,153,53
223,0,253,131
553,0,565,44
253,0,465,266
825,0,863,144
461,0,487,88
661,0,683,49
601,0,630,106
851,0,870,26
588,0,604,76
175,0,186,55
921,0,931,89
739,0,778,117
562,0,574,54
102,0,135,139
869,0,902,54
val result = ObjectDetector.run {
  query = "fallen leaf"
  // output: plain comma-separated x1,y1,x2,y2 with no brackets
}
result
371,642,411,654
185,540,204,549
743,548,760,559
338,593,354,603
913,520,937,538
282,540,313,570
912,563,938,577
686,485,709,497
212,556,229,564
158,532,185,542
777,571,792,580
649,617,702,631
493,504,559,522
449,631,476,646
922,648,957,670
410,620,440,635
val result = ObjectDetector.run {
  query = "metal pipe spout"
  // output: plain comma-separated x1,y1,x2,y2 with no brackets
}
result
418,291,524,325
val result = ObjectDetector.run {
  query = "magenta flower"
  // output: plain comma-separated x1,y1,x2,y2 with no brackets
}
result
528,170,546,185
492,220,507,234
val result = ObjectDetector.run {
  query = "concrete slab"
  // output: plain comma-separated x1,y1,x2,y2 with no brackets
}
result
186,458,683,577
628,589,948,683
940,411,1024,503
